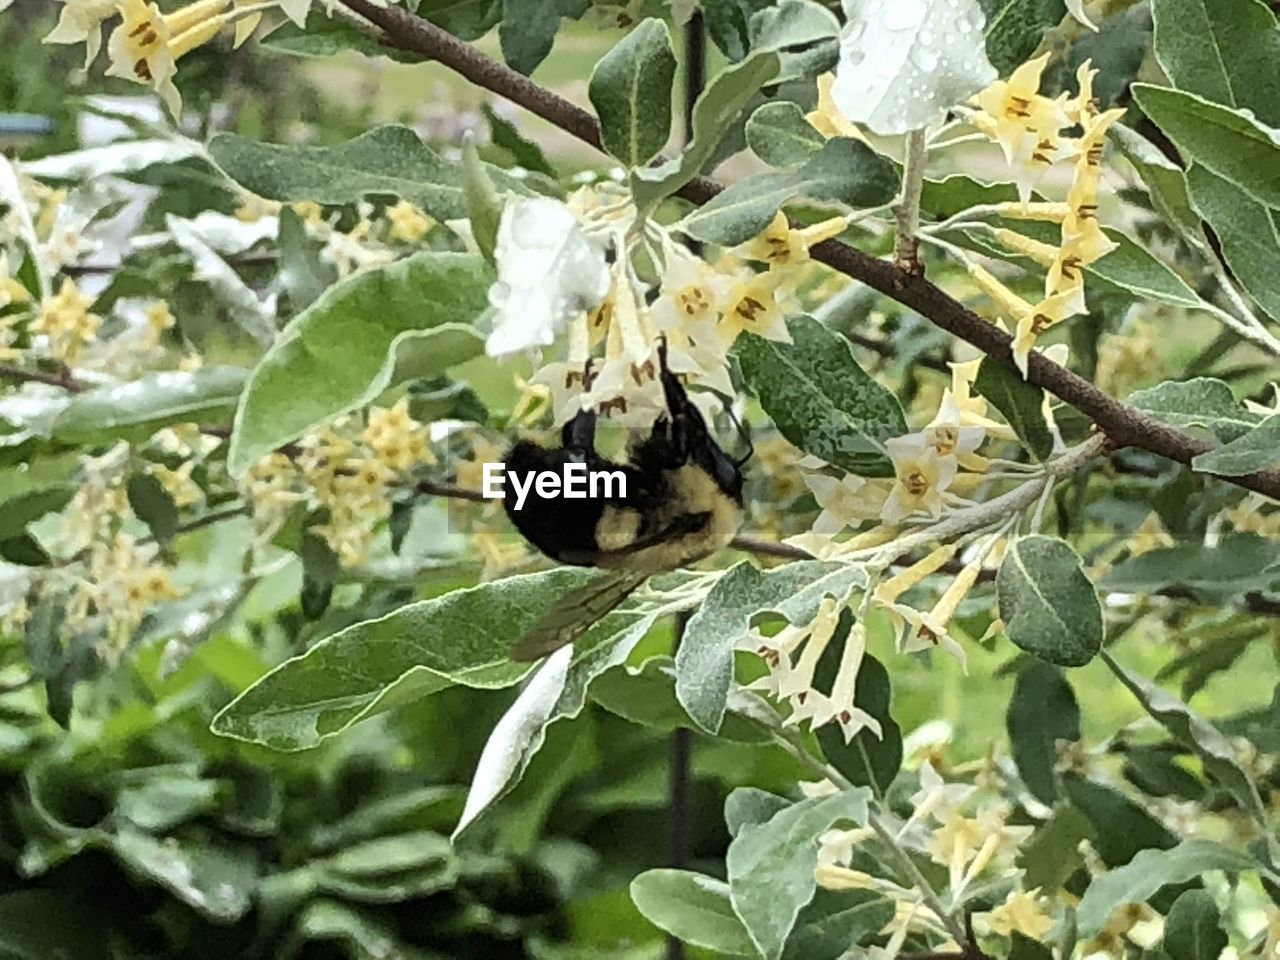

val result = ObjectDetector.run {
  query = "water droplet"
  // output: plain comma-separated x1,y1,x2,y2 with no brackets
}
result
910,46,939,72
847,48,866,67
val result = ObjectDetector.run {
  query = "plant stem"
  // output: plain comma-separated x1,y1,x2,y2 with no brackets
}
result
894,129,928,274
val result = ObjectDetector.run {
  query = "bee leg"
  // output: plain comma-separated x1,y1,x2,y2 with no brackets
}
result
560,408,598,453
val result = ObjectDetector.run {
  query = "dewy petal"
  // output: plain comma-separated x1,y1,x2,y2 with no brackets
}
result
485,198,610,357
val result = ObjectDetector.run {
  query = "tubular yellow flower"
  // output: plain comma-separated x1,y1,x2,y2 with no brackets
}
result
736,211,849,269
985,889,1054,941
873,544,959,607
719,269,789,344
992,228,1058,268
0,252,29,310
1012,289,1080,377
806,73,860,139
966,262,1034,321
991,201,1071,222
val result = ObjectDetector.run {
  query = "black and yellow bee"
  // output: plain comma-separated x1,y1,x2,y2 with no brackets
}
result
503,340,748,660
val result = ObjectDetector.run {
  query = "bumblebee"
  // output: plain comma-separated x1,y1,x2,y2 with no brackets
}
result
503,340,748,659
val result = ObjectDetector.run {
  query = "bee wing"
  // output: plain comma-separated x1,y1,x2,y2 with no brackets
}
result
512,569,650,662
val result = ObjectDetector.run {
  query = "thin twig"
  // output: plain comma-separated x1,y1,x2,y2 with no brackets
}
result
336,0,1280,502
0,362,87,393
894,129,928,274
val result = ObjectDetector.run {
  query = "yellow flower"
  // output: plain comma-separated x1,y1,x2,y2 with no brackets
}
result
651,239,731,331
0,252,30,310
735,211,848,269
105,0,232,118
362,397,432,473
44,0,118,67
148,461,203,508
971,53,1073,204
985,889,1054,941
31,277,101,363
719,270,789,344
385,200,434,244
1012,289,1080,378
1066,59,1100,126
806,73,859,139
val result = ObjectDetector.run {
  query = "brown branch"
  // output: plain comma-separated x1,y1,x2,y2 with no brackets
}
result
338,0,1280,503
0,362,87,393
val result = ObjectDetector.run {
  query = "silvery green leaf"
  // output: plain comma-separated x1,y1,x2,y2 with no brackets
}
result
166,215,277,346
588,19,677,168
1191,414,1280,476
832,0,997,135
746,102,824,167
21,139,203,180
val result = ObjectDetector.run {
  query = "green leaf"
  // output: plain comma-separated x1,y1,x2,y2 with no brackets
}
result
227,252,490,476
1185,164,1280,321
1191,414,1280,476
1085,231,1201,306
1101,534,1280,599
1017,804,1094,894
0,890,109,960
499,0,585,75
589,657,769,742
1104,652,1270,828
1162,889,1228,960
1009,933,1055,960
126,473,179,545
261,13,427,62
588,19,677,168
631,50,781,212
980,0,1068,75
816,654,902,799
415,0,501,41
725,787,792,837
835,0,997,134
676,559,867,733
314,831,456,902
748,0,840,83
1128,377,1262,442
209,126,519,222
211,567,608,750
630,869,756,956
997,536,1103,668
1110,125,1204,245
277,206,337,313
1007,662,1080,804
111,827,257,922
462,137,502,264
782,888,895,960
114,769,220,831
974,356,1054,461
1063,775,1178,867
682,138,897,245
52,367,246,444
1076,840,1258,937
746,102,824,167
1151,0,1280,126
167,214,276,346
735,315,907,477
726,788,871,960
1132,84,1280,208
483,103,555,177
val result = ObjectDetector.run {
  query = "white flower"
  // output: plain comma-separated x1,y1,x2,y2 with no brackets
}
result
881,433,957,523
908,760,975,826
804,471,889,534
485,198,610,357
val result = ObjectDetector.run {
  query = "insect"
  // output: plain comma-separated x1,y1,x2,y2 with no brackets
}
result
504,340,749,660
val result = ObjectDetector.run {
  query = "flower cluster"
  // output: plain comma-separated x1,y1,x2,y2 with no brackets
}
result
243,399,431,567
22,0,389,118
492,191,845,431
962,58,1126,375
